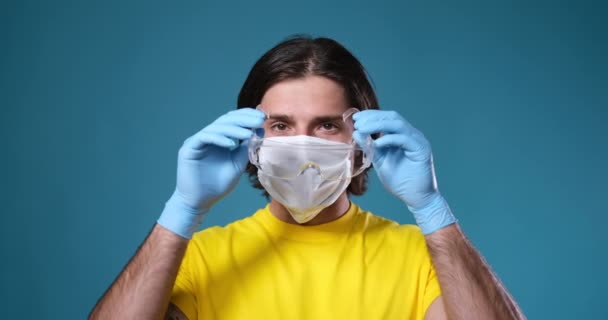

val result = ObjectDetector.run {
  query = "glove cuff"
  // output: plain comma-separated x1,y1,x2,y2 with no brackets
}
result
408,193,457,235
157,191,208,239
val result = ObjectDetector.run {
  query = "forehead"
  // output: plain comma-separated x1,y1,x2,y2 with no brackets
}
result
260,75,349,119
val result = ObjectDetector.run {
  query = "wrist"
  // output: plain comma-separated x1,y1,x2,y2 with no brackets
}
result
407,193,457,235
157,191,208,239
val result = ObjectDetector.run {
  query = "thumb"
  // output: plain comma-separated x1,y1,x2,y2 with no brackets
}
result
233,139,251,173
353,130,368,149
354,130,385,165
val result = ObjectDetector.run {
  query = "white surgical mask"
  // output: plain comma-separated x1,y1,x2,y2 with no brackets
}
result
249,135,372,223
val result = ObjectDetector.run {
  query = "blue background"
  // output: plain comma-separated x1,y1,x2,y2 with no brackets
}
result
1,0,606,318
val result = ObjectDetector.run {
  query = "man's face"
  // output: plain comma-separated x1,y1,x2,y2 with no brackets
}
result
259,75,353,143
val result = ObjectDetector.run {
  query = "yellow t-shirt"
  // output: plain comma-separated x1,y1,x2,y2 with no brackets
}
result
170,202,441,320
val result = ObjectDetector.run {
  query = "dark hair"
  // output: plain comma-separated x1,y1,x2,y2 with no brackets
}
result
237,35,379,196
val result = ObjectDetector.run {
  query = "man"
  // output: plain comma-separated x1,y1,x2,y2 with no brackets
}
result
90,36,525,319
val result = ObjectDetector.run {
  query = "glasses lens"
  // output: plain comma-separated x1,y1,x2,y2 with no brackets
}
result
255,106,360,143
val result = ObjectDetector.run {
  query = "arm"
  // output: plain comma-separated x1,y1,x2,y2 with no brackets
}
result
353,110,525,320
89,224,188,319
90,108,265,319
425,224,525,319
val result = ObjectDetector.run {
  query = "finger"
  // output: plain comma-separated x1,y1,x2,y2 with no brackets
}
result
353,130,368,149
354,119,410,136
231,107,265,118
232,139,251,173
352,109,381,121
216,113,265,128
354,110,417,132
183,132,237,150
204,124,253,140
353,110,400,125
182,109,263,151
354,129,385,164
374,134,431,161
216,109,265,128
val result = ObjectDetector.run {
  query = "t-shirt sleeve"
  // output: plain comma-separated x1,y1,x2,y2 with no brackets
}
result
170,240,200,319
403,224,442,317
422,259,442,313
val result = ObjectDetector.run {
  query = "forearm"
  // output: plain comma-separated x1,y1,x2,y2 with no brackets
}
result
425,224,525,320
89,224,189,320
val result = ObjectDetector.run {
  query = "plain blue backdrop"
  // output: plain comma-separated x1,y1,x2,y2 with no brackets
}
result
1,0,606,318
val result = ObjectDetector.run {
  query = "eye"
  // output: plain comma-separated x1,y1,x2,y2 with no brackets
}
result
320,122,339,131
270,122,288,131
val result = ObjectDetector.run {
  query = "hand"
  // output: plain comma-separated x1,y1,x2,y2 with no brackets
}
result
158,108,265,238
353,110,456,235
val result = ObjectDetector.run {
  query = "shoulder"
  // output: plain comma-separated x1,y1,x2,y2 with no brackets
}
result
358,206,423,234
190,211,263,250
356,205,427,248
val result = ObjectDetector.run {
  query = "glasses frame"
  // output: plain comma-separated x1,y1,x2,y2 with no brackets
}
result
248,106,374,181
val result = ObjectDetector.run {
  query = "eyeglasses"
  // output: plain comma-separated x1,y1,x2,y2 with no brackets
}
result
248,106,374,180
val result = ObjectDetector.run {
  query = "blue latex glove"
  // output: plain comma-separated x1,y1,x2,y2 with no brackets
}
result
158,108,265,239
353,110,456,235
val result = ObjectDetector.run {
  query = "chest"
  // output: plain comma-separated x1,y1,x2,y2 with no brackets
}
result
200,235,426,319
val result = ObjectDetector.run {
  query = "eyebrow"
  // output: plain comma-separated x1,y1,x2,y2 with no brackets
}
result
266,114,344,123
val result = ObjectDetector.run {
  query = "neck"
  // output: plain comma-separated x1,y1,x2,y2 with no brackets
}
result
269,193,350,226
